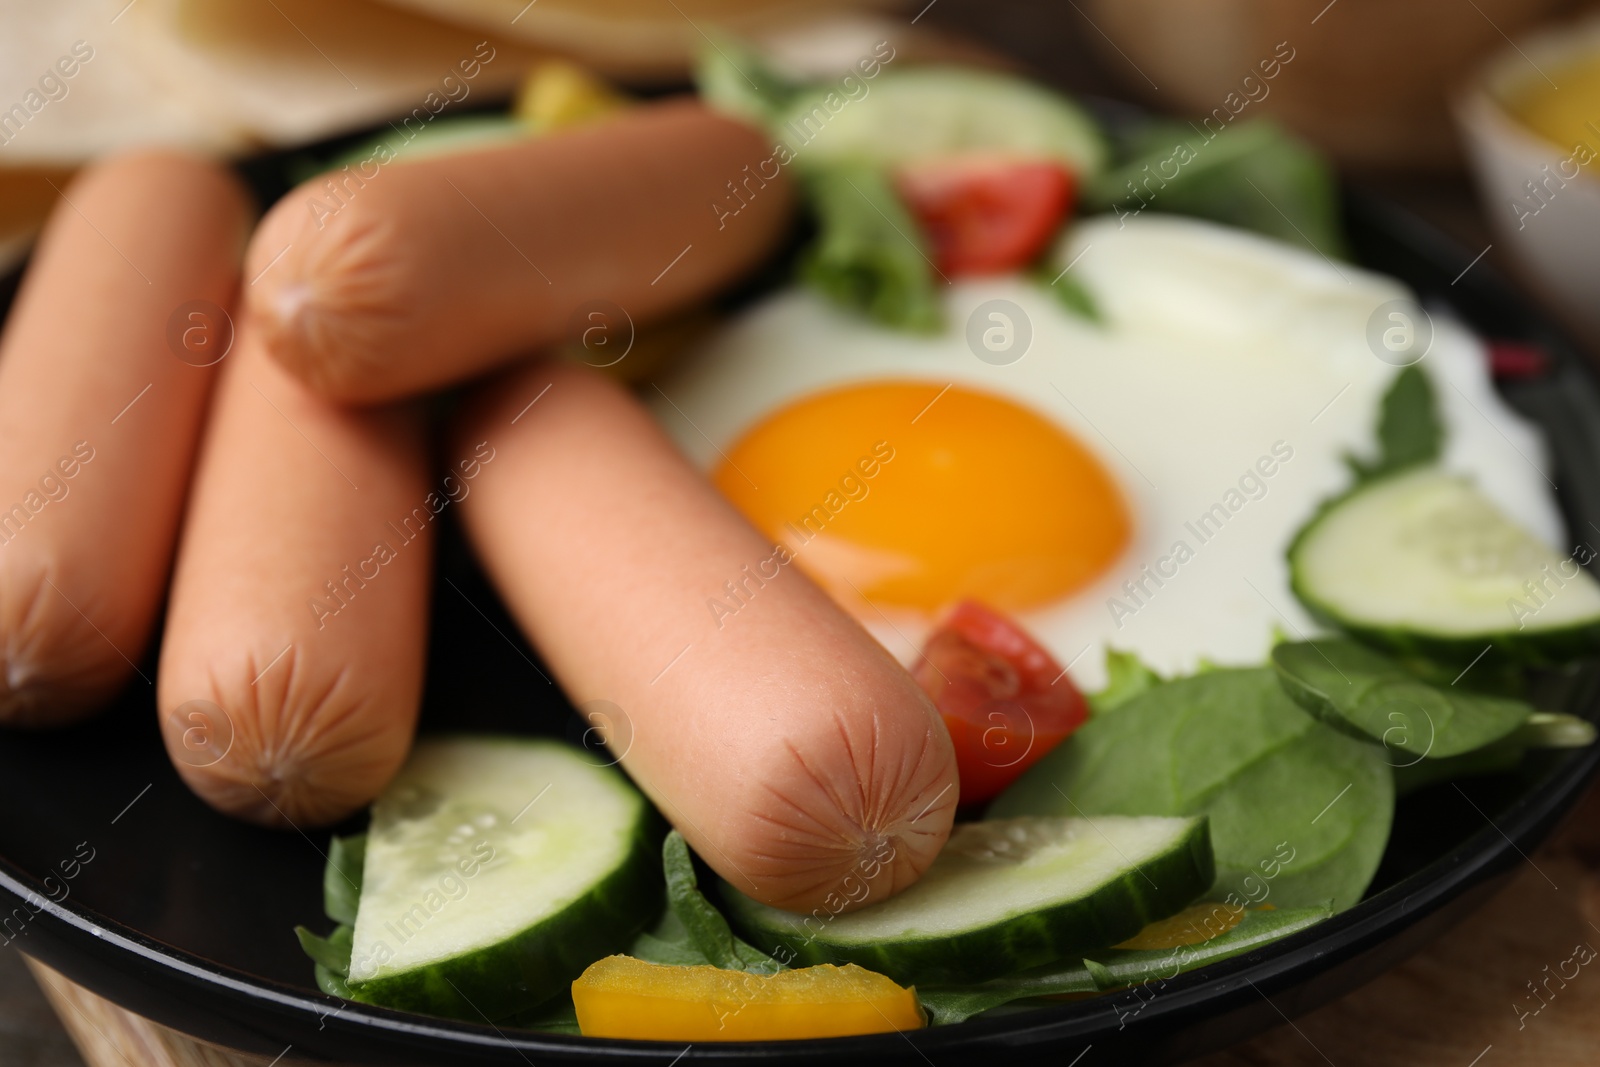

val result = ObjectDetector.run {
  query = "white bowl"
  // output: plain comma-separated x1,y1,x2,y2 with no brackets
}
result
1456,15,1600,347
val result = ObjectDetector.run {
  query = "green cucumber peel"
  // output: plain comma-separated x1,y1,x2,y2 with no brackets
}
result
916,904,1330,1024
991,668,1393,912
1271,639,1533,759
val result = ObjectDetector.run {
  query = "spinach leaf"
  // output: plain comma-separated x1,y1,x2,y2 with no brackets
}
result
323,833,366,926
1272,639,1531,759
638,832,785,974
1088,649,1163,715
1393,711,1597,795
990,669,1393,911
506,993,583,1035
917,905,1329,1024
1348,364,1442,482
800,164,943,332
1084,120,1344,259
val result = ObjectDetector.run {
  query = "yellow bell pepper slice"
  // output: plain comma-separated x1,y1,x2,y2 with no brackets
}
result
1113,901,1247,950
514,61,629,133
571,956,925,1041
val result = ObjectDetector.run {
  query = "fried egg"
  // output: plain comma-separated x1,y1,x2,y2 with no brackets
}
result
653,213,1561,688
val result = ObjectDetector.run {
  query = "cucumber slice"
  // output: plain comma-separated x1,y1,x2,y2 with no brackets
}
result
1289,467,1600,664
347,737,663,1020
722,815,1211,984
776,67,1106,176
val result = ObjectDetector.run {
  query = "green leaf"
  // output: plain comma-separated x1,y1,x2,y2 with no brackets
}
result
1393,711,1596,796
1084,904,1331,991
1036,267,1102,324
505,993,583,1034
1081,958,1116,990
694,33,801,128
1272,639,1531,759
800,163,943,332
296,924,353,977
990,669,1393,911
1348,365,1442,482
314,964,355,1000
323,834,366,926
1084,120,1344,258
660,831,784,974
1089,649,1163,715
916,905,1330,1024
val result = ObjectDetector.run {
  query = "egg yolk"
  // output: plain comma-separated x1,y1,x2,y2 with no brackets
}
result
713,381,1131,613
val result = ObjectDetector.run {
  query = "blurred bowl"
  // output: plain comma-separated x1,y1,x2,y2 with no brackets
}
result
1080,0,1582,169
1456,14,1600,347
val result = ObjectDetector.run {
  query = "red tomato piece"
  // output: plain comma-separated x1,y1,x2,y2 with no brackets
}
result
911,600,1088,804
896,157,1075,277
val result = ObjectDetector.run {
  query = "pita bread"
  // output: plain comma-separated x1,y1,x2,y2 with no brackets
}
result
0,0,546,166
370,0,905,78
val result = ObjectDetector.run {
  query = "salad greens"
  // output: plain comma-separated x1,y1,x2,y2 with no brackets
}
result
694,41,1344,333
990,669,1394,912
632,831,785,974
1089,649,1165,714
800,164,943,332
294,832,365,999
917,904,1331,1025
1084,119,1344,259
1271,639,1532,759
1347,364,1442,483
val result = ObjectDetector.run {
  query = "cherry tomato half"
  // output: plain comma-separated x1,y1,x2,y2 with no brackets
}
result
896,157,1075,277
911,600,1088,804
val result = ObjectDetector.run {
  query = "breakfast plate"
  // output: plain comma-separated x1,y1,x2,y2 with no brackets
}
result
1,152,1598,1063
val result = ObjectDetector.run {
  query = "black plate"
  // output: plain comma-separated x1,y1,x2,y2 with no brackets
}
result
3,167,1600,1065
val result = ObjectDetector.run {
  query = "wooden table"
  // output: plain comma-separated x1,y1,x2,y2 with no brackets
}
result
14,780,1600,1067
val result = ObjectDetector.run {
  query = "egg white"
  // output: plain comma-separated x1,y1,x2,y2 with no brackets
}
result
653,213,1561,688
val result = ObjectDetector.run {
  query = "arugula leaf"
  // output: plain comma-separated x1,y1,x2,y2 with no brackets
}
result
1084,120,1344,258
323,834,366,926
1089,649,1163,715
990,669,1393,911
917,905,1330,1024
644,832,785,974
1272,639,1531,759
1348,364,1442,482
800,164,943,332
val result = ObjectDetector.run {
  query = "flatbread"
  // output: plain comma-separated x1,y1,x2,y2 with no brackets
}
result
0,0,546,166
370,0,905,79
125,0,547,149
